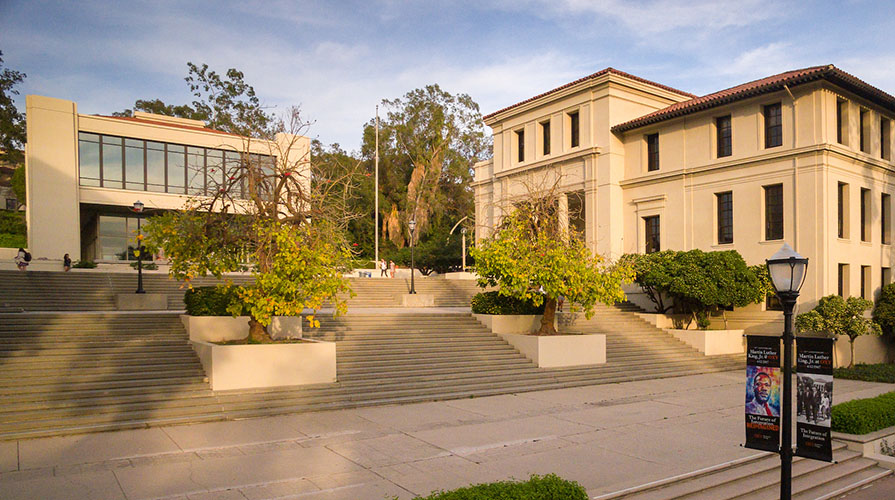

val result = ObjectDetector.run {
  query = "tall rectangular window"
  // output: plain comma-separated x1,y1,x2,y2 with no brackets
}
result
78,132,101,187
569,111,580,148
515,129,524,163
838,263,849,297
166,144,186,194
764,184,783,240
764,103,782,148
883,193,891,244
883,267,892,286
838,182,849,239
124,139,145,191
646,133,659,171
716,115,732,158
882,118,891,160
861,265,871,299
187,146,206,195
837,99,847,145
146,141,166,193
717,191,733,244
860,109,869,153
541,120,551,155
644,215,660,254
861,188,870,242
101,136,124,189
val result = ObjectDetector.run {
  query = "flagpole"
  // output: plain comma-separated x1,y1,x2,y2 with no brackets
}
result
374,104,380,267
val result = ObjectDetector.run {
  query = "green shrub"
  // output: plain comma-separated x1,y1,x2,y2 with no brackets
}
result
873,283,895,337
471,291,545,315
834,363,895,383
72,260,97,269
184,285,247,316
129,261,159,270
831,391,895,434
0,233,26,248
407,474,588,500
0,210,26,235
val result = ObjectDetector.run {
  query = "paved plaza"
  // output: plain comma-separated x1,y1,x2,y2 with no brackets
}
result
0,371,892,500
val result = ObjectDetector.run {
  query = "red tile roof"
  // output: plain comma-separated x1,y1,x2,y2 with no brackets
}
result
612,64,895,133
95,115,239,136
482,68,696,121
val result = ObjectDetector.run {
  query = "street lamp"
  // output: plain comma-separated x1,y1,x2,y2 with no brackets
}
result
460,227,467,272
132,200,146,294
408,219,417,294
766,242,808,500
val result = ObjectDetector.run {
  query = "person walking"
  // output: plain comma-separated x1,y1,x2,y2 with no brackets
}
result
63,253,72,272
389,260,395,278
14,248,29,271
380,259,388,277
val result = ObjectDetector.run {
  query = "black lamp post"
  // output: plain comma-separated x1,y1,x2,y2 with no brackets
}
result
766,242,808,500
461,227,467,272
409,218,417,294
133,200,146,294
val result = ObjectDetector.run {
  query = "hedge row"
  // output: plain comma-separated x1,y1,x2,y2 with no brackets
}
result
183,286,246,316
833,363,895,384
470,291,545,315
831,391,895,435
407,474,587,500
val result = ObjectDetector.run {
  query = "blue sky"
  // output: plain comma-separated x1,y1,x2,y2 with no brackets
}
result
3,0,895,152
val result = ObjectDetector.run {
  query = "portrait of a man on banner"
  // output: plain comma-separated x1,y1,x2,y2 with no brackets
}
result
746,366,780,416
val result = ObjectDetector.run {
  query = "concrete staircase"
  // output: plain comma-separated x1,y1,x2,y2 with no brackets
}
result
215,309,744,421
0,270,479,311
596,441,892,500
0,312,222,439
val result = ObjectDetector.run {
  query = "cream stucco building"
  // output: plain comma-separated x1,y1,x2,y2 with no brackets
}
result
25,95,309,262
474,65,895,318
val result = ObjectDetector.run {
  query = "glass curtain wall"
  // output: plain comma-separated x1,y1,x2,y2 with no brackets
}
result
77,132,274,198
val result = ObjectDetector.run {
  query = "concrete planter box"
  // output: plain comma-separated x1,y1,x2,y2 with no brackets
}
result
472,313,559,334
191,339,336,391
666,328,745,355
181,315,303,342
834,425,895,470
497,332,606,368
401,293,434,307
116,293,167,311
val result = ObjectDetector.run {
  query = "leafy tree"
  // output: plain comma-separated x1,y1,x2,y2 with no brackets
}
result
796,295,881,368
358,85,489,264
11,164,25,206
0,51,26,165
145,107,361,342
621,250,677,313
624,250,771,329
115,62,274,137
472,188,633,335
872,282,895,337
670,250,770,329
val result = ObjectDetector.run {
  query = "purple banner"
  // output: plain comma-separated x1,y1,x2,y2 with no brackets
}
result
745,335,781,452
796,337,834,462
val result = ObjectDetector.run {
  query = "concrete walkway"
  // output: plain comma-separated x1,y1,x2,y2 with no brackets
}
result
1,371,892,500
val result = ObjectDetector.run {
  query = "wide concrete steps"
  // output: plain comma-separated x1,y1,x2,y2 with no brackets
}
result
598,441,892,500
0,311,223,440
0,270,482,311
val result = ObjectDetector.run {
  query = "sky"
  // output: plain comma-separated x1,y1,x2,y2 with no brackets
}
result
3,0,895,153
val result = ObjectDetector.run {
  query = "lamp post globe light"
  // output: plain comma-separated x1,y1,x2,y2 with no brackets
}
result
133,201,146,294
408,219,417,294
766,242,808,500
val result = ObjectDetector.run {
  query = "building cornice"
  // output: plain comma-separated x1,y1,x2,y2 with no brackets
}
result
492,147,601,180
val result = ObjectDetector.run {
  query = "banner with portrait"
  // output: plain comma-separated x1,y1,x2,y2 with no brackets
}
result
745,335,781,452
795,337,834,462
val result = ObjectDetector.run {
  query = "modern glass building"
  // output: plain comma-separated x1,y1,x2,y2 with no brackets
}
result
25,95,308,262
